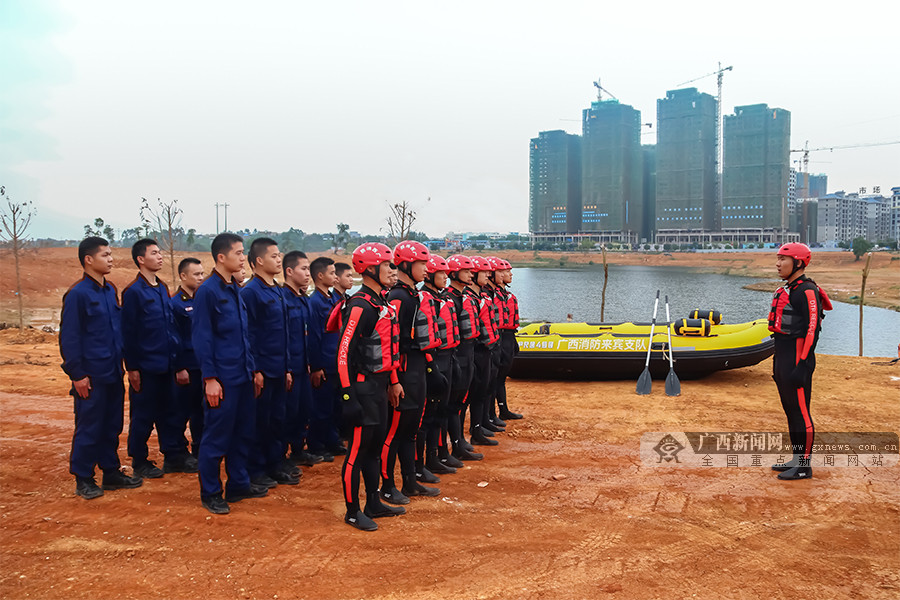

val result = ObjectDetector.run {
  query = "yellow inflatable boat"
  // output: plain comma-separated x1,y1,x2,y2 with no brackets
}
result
511,318,774,380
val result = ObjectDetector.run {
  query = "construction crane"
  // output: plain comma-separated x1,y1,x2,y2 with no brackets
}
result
791,139,900,173
677,63,733,225
593,78,617,102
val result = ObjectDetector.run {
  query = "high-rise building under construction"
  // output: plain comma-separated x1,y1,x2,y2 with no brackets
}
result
581,100,644,241
722,104,791,230
529,130,582,233
655,88,717,232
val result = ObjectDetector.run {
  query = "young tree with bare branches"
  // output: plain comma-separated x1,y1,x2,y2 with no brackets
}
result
140,197,183,283
0,186,36,331
386,199,424,244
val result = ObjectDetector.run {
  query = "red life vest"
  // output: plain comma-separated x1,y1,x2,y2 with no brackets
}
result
493,287,512,329
349,290,400,374
477,289,500,346
427,289,460,350
455,288,479,341
413,290,442,351
505,291,520,329
768,277,832,336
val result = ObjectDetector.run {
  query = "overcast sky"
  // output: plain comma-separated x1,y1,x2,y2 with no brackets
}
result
3,0,899,240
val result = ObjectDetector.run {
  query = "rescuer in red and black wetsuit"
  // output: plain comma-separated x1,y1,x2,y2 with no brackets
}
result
467,256,501,447
445,255,484,462
380,241,442,504
335,242,406,531
767,242,832,481
419,255,460,476
492,258,523,422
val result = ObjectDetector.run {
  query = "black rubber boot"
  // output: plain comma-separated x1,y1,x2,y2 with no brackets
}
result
771,457,799,472
364,493,406,518
427,455,457,475
452,446,484,461
499,409,523,420
402,474,440,497
470,427,499,446
416,466,441,484
345,509,378,531
380,486,411,505
778,466,813,480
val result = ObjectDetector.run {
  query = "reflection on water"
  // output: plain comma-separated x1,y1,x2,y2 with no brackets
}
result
509,266,899,358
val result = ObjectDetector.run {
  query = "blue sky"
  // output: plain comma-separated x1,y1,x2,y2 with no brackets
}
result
3,0,899,239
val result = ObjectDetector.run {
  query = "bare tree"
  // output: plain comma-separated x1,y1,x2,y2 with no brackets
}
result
141,197,183,284
0,186,36,331
386,199,424,244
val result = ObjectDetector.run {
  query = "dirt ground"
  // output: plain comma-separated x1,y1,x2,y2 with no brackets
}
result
0,328,898,600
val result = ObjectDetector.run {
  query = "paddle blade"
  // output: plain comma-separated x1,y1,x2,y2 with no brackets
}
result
665,368,681,396
636,367,652,395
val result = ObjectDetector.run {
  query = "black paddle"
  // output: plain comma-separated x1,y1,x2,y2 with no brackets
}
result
636,290,659,395
664,295,681,396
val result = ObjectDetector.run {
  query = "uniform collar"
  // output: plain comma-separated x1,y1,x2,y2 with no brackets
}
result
176,286,194,300
83,272,108,289
211,268,240,287
137,271,160,287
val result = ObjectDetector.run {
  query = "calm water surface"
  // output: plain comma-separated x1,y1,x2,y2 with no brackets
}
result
508,266,900,358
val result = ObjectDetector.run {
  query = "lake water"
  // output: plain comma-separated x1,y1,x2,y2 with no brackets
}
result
508,266,900,358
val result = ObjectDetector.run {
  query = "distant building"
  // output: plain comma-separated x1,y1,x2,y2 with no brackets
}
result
817,191,891,245
655,88,717,233
808,174,827,198
891,187,900,244
642,144,657,242
529,130,582,233
581,99,644,242
722,104,791,231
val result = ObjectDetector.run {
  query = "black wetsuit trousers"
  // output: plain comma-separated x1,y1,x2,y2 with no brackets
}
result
772,336,816,464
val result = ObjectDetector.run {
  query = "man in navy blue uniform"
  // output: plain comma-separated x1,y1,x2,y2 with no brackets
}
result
307,257,345,461
193,233,268,514
241,238,298,487
282,250,323,468
60,237,142,499
122,239,193,478
171,257,205,457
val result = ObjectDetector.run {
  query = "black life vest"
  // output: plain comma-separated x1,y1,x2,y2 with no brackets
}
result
342,290,400,375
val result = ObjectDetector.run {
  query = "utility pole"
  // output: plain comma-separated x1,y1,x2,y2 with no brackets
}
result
223,203,229,232
215,202,220,233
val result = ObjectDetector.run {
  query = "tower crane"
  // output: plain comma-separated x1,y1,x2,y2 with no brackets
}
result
593,78,617,102
676,63,733,225
790,140,900,173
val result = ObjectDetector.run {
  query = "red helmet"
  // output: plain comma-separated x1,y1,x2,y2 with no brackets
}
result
777,242,811,267
393,240,430,265
486,256,504,271
352,242,393,274
446,254,473,272
426,254,449,274
501,259,512,270
469,256,492,272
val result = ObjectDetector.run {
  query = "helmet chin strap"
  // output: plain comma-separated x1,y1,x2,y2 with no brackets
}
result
786,259,804,280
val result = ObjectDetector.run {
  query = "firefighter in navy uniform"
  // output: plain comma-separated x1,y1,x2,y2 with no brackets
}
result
493,259,523,421
336,243,406,531
445,255,483,462
767,243,832,480
122,239,191,478
419,255,459,476
61,237,143,499
170,258,206,458
380,240,443,504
